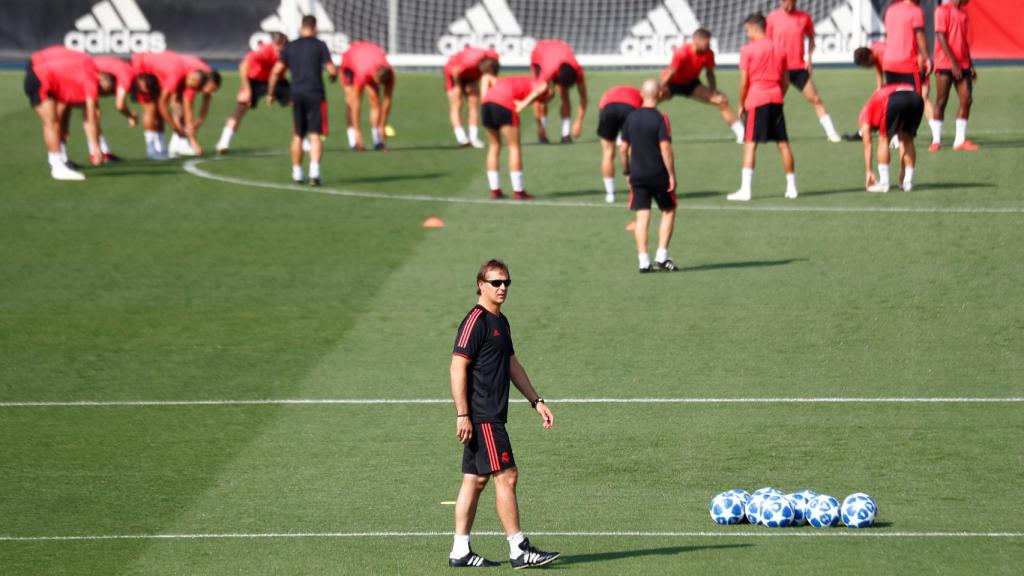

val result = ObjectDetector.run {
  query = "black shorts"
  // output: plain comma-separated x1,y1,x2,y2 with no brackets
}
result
246,78,291,108
462,422,516,475
629,180,677,211
884,90,925,139
482,102,518,129
885,70,926,93
667,79,701,98
788,69,810,91
596,103,636,141
935,69,974,95
24,63,42,107
292,92,327,137
744,103,788,143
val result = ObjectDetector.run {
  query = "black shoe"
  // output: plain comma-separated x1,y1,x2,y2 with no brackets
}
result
510,538,560,569
538,136,550,144
842,132,862,142
639,265,653,274
654,259,680,272
448,550,501,568
374,142,386,151
65,160,82,170
309,177,322,187
293,178,305,185
103,153,124,162
560,136,573,144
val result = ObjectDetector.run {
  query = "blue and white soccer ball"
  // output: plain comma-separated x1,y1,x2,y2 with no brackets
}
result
752,486,783,498
709,491,747,525
745,493,768,525
787,490,818,526
841,493,878,528
806,495,841,528
727,488,752,508
761,494,796,527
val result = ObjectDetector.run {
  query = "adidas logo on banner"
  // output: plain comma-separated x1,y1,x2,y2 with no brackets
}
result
64,0,166,54
251,0,349,53
438,0,535,57
814,0,883,55
620,0,708,57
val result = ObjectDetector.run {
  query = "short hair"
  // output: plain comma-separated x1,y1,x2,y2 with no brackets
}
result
374,66,394,86
555,63,578,87
137,73,158,95
693,28,712,39
479,57,500,76
301,15,317,29
745,12,767,30
476,259,510,294
192,70,210,88
270,31,288,45
853,47,873,67
208,70,222,88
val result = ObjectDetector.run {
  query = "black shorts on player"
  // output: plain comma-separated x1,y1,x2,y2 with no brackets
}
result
935,69,973,95
462,422,516,475
667,79,701,98
23,63,42,107
885,71,925,92
596,103,636,141
629,182,677,212
248,78,292,108
884,90,925,139
744,103,788,143
481,102,517,129
788,69,810,91
291,92,327,137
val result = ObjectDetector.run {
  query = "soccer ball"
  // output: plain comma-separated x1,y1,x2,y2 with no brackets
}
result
709,491,747,525
727,489,752,508
787,490,818,526
752,486,783,498
761,494,795,527
841,493,878,528
745,493,768,525
806,495,841,528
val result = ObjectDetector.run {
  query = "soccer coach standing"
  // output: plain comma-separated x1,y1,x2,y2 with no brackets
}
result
448,260,559,569
267,16,337,186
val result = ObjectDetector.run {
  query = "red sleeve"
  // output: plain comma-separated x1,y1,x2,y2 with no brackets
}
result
659,113,671,141
912,7,924,29
934,7,948,33
739,46,749,72
804,14,815,38
706,50,716,70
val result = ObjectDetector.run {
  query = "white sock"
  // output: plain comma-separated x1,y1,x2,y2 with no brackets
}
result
638,253,651,268
487,170,500,190
48,152,64,170
453,126,469,144
508,532,526,559
219,126,234,147
603,177,615,195
731,121,744,140
157,133,167,155
87,139,98,155
309,161,320,179
347,127,358,148
930,120,943,145
819,114,838,138
539,117,547,129
903,167,914,188
144,130,158,156
954,119,968,146
59,143,68,162
561,117,571,138
371,127,382,146
469,125,479,142
786,172,797,190
878,164,890,186
292,164,303,181
655,248,669,263
451,534,471,559
99,135,111,155
740,168,753,192
510,171,524,193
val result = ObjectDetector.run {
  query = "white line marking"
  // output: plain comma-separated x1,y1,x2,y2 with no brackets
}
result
1,397,1021,408
182,159,1024,215
1,530,1021,542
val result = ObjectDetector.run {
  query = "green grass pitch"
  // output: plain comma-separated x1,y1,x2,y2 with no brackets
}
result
1,65,1023,574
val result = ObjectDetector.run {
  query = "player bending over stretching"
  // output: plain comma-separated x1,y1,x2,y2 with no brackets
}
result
529,39,587,143
217,32,290,154
341,41,394,150
860,84,925,193
480,76,549,200
444,47,500,149
597,85,642,203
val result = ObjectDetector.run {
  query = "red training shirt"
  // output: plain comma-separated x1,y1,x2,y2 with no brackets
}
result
342,41,393,89
444,47,500,81
93,56,135,92
35,58,100,105
740,37,785,110
934,3,970,70
859,83,916,135
530,39,584,83
666,43,715,85
482,76,544,110
766,8,815,71
599,85,643,109
245,42,279,82
882,0,925,74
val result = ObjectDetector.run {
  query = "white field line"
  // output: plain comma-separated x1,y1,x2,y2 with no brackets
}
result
1,530,1022,542
182,160,1024,215
1,397,1022,408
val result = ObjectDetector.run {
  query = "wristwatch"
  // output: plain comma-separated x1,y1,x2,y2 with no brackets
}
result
530,397,545,409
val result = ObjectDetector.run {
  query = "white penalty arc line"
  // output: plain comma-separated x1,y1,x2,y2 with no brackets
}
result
1,530,1022,542
182,159,1024,215
1,397,1022,408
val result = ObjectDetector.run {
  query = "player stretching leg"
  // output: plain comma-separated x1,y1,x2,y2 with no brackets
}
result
449,259,559,569
217,32,290,154
930,0,977,151
597,85,642,203
859,84,924,192
529,40,587,143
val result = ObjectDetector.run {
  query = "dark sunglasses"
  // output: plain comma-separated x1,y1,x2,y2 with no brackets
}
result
485,279,512,288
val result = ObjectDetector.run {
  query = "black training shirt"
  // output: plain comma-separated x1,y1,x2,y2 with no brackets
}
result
621,107,672,186
279,36,332,97
453,305,516,424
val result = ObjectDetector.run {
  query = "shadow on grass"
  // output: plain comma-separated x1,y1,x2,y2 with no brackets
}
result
557,543,754,567
342,172,447,184
682,258,807,272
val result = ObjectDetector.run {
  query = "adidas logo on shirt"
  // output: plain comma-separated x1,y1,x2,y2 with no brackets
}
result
438,0,535,57
251,0,349,53
620,0,705,57
64,0,166,54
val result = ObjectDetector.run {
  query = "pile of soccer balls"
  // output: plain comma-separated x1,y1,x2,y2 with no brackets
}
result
709,488,877,528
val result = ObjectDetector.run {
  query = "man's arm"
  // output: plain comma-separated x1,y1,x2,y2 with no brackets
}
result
83,98,103,165
158,90,182,133
862,124,875,188
450,355,474,444
572,76,587,139
660,138,675,194
515,82,550,113
705,68,718,94
806,19,816,74
620,141,631,176
737,69,749,117
658,65,677,100
266,61,286,106
238,59,252,102
380,82,393,130
915,29,931,73
325,61,339,83
114,88,137,126
183,94,203,154
509,355,553,429
936,32,962,80
197,93,212,128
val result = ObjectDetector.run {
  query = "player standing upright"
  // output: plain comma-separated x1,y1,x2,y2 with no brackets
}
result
448,259,559,569
931,0,977,151
859,83,924,192
444,47,500,149
480,76,549,200
729,13,797,202
766,0,842,142
267,15,338,186
217,32,290,154
597,85,642,203
529,39,587,143
881,0,934,137
340,41,394,150
658,29,744,143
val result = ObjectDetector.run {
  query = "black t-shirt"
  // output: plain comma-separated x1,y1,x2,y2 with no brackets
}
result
279,36,332,97
621,107,672,186
452,305,515,424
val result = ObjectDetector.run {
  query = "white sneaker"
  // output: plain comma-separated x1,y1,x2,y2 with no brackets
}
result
605,192,615,204
827,133,842,143
216,142,230,155
147,151,169,161
902,181,913,192
727,189,751,202
469,139,485,149
784,187,799,199
51,164,85,181
736,135,745,144
867,182,890,193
